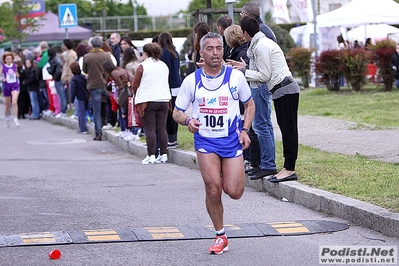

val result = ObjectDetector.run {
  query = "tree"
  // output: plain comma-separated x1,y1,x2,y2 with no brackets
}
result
187,0,248,11
0,0,43,45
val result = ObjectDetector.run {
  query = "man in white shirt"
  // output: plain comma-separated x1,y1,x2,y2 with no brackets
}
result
173,32,255,254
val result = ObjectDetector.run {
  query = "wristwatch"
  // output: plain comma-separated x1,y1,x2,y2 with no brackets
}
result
241,127,249,133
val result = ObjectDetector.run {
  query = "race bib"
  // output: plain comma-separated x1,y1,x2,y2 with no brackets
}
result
6,72,16,83
198,107,229,138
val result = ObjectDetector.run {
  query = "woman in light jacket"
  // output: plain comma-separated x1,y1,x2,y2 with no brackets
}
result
132,43,171,165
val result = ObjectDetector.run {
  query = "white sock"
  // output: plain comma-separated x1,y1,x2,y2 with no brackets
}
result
216,228,225,236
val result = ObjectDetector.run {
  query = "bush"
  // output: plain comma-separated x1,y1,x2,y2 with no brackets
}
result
270,24,296,54
315,49,345,91
342,49,371,91
287,47,314,88
372,39,396,91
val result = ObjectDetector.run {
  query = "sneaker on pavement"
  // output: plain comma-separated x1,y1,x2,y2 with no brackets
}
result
13,117,20,127
102,123,113,130
208,235,228,255
123,132,135,141
77,131,88,134
156,154,168,163
55,113,62,118
131,134,140,141
70,114,78,119
5,116,10,128
142,155,156,164
167,142,178,149
42,110,51,117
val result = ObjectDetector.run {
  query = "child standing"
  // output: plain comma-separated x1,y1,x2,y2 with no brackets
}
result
69,62,89,134
1,52,20,127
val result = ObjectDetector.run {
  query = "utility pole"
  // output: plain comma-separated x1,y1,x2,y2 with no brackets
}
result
133,0,138,32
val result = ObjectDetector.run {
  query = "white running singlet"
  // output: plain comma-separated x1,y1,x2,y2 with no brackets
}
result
175,65,252,158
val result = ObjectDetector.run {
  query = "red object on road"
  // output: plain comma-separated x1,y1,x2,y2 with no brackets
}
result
48,249,61,260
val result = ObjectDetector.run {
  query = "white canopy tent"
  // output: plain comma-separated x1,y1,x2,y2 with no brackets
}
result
347,24,399,43
317,0,399,28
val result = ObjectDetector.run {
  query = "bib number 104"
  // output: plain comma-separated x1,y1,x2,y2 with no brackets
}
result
203,115,224,128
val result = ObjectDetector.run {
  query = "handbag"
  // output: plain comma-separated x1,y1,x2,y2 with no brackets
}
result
128,96,142,128
47,59,62,81
117,85,132,109
117,69,133,109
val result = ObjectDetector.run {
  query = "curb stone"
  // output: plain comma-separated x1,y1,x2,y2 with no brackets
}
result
23,114,399,239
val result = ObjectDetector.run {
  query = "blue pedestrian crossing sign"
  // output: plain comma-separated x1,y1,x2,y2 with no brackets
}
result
58,4,78,28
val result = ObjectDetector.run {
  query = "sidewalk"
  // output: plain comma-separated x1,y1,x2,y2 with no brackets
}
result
1,95,398,238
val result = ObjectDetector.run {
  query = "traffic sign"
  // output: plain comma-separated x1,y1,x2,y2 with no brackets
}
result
58,4,78,28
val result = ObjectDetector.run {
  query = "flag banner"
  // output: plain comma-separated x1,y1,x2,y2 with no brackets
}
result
290,0,314,22
272,0,290,23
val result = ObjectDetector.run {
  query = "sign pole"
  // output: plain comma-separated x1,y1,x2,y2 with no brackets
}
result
65,28,69,39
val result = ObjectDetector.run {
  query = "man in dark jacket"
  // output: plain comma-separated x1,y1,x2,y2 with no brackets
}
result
110,32,121,66
240,2,277,43
391,43,399,89
216,15,233,61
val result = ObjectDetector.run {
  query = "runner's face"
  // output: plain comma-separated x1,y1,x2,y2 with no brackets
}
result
200,38,223,67
5,56,12,65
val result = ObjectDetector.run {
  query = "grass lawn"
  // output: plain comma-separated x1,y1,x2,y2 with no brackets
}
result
298,86,399,129
176,85,399,212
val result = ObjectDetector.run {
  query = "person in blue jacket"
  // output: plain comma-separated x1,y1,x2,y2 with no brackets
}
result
69,61,89,134
158,31,183,149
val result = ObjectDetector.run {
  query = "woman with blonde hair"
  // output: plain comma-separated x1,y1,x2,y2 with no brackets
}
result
132,43,171,164
224,25,249,65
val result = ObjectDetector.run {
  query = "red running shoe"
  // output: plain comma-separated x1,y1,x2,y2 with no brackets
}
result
208,235,229,255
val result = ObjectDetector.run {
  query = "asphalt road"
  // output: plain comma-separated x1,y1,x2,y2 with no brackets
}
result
0,117,398,266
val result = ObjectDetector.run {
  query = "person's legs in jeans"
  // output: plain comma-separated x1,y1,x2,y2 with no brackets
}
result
251,84,276,171
73,98,79,117
29,91,40,119
90,88,103,136
118,106,126,131
55,80,67,113
38,87,47,113
100,89,111,125
77,99,88,132
395,79,399,89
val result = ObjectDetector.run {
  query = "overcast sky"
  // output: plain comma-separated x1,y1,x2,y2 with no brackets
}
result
137,0,189,16
0,0,190,16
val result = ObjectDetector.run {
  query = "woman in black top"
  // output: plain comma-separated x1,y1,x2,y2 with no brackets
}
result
22,59,40,119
